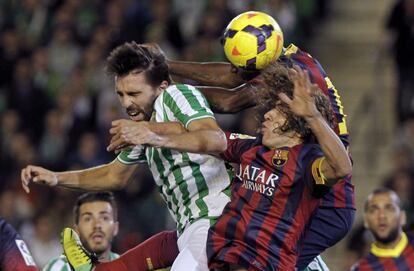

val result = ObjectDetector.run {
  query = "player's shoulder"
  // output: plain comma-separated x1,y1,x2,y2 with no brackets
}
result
350,253,379,271
165,84,199,95
405,231,414,244
0,218,20,241
42,254,70,271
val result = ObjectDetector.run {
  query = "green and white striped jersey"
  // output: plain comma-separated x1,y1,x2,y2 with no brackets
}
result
42,252,118,271
117,84,232,234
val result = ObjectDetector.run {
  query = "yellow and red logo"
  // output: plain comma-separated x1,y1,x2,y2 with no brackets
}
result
272,150,289,167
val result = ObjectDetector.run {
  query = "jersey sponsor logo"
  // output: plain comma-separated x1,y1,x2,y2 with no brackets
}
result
272,150,289,167
236,164,279,196
15,239,36,266
229,133,256,140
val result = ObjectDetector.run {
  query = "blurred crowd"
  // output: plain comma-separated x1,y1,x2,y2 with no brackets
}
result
343,0,414,269
0,0,328,268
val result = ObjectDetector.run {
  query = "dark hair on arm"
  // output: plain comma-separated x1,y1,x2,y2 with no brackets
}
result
106,41,171,87
73,192,118,224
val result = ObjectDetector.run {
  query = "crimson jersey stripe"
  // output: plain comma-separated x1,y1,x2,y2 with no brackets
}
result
258,146,304,269
403,243,414,267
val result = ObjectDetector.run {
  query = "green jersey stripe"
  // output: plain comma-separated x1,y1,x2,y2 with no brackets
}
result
163,91,188,125
176,85,214,119
163,86,214,128
152,148,182,230
160,148,193,230
175,84,208,113
182,152,209,217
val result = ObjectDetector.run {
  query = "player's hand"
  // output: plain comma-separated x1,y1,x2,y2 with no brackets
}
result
107,119,165,152
21,165,58,193
278,65,320,119
141,43,165,57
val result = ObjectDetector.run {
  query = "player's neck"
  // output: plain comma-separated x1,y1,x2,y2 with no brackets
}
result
97,248,112,262
272,134,302,149
375,232,404,249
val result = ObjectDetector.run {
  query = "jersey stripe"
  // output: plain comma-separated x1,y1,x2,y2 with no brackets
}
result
183,152,209,217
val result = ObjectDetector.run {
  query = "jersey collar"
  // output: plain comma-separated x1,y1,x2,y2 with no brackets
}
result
371,232,408,258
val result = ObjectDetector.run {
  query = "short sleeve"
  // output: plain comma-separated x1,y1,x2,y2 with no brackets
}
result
163,84,215,128
117,145,147,164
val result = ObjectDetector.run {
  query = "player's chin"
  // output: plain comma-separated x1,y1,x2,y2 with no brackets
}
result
88,240,108,252
90,244,107,254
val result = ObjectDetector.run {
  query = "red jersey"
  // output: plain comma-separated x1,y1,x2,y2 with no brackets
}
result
207,133,326,270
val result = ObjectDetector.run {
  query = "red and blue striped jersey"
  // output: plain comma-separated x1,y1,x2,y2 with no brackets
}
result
279,44,355,209
351,232,414,271
0,218,38,271
207,133,326,270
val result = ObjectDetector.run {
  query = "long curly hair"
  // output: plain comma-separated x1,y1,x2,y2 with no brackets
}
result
257,61,336,143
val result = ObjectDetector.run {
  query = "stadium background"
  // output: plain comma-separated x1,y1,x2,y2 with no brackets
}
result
0,0,413,270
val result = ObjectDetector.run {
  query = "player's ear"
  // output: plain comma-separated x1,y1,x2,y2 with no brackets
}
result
113,221,119,237
363,214,369,229
157,80,169,94
400,210,407,227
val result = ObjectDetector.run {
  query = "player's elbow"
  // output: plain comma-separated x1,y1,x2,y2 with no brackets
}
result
216,132,228,153
206,130,227,154
106,172,130,190
332,163,352,182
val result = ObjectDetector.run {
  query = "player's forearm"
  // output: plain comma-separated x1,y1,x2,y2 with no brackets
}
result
306,114,352,181
56,163,126,190
167,60,243,88
197,84,257,113
147,122,186,135
155,130,227,154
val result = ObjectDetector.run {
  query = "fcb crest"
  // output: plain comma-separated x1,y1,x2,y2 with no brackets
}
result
272,150,289,167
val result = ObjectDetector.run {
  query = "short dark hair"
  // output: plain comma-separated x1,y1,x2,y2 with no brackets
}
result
73,192,117,224
106,41,171,87
364,187,402,212
257,61,335,143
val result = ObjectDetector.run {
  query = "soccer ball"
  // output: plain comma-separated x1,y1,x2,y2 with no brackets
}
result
222,11,284,70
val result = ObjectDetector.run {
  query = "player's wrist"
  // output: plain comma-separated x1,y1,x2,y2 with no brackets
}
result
304,110,322,122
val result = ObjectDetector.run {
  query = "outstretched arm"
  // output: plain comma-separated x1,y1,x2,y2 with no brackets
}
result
21,159,138,193
197,83,257,113
279,66,352,185
168,60,244,88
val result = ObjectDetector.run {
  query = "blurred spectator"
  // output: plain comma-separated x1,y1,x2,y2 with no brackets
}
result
67,132,108,168
0,27,24,88
13,0,48,49
6,58,51,141
39,109,66,169
385,0,414,123
22,212,61,268
48,24,81,79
